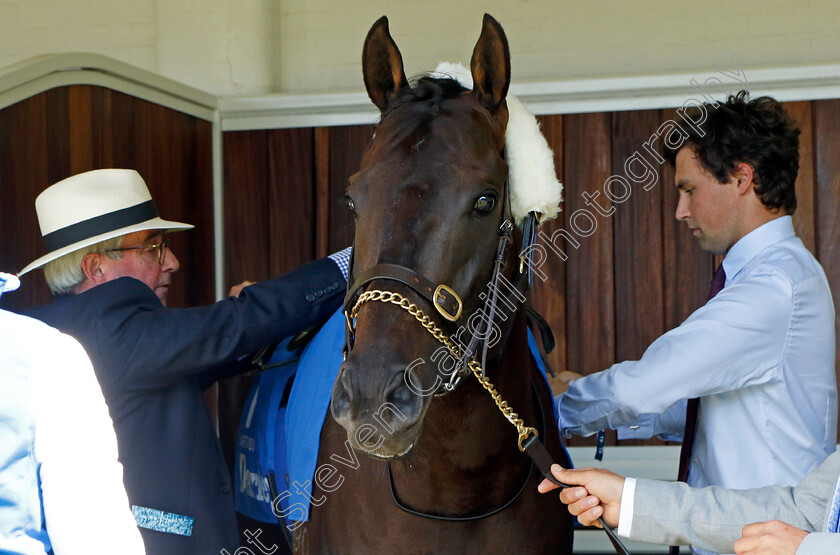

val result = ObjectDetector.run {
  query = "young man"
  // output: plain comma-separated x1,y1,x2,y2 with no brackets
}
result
19,169,349,555
556,92,836,553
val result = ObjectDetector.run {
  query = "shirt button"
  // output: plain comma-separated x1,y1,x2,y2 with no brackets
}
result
629,425,640,430
305,294,315,302
220,483,231,494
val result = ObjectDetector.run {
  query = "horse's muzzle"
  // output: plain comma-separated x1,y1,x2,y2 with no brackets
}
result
330,361,427,458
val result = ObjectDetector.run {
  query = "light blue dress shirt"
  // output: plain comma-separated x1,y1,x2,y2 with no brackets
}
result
558,216,837,503
0,277,145,555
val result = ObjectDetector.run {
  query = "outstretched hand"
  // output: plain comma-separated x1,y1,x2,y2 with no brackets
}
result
549,370,583,394
229,280,256,298
733,520,807,554
537,464,625,529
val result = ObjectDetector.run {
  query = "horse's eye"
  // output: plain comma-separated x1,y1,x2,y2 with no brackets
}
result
473,194,496,214
346,197,356,215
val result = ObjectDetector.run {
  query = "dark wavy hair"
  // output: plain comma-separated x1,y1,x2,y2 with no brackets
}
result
664,90,800,214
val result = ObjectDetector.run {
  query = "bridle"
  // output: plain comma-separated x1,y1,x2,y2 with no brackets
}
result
340,175,630,555
342,213,537,395
342,171,537,387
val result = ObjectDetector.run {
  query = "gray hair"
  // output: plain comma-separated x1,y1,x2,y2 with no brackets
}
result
44,236,125,295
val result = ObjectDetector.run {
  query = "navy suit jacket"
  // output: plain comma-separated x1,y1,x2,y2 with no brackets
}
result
27,258,345,555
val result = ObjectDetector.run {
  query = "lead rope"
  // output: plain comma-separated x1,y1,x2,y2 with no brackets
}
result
347,291,630,555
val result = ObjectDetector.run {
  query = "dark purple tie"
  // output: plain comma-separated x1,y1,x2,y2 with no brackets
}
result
670,263,725,555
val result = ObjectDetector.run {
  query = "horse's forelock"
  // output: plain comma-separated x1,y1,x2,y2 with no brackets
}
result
382,76,468,118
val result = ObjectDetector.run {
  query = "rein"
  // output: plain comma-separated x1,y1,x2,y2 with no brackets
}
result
342,213,630,554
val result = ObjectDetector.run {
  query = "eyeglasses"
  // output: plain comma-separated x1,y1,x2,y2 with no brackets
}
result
105,237,171,264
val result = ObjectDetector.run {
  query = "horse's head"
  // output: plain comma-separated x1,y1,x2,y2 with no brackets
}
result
331,14,514,459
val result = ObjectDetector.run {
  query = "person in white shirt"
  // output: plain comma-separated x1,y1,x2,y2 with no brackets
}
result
555,92,837,554
0,272,145,555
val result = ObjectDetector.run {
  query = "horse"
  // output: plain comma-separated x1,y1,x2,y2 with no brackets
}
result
293,14,574,554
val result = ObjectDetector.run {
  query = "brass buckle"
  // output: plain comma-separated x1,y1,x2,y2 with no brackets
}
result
433,284,463,321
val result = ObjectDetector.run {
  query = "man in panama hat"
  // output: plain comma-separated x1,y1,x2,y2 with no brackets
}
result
20,168,349,555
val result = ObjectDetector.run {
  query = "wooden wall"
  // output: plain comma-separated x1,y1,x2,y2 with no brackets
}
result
222,100,840,447
222,124,373,286
0,85,215,312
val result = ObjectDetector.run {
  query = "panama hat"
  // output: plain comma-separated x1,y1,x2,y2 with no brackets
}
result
19,169,193,275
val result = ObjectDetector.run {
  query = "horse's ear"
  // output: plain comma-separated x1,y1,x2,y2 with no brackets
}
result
362,16,409,112
470,14,510,112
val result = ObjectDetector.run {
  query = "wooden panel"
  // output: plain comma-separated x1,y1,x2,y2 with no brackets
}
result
531,115,567,382
612,109,666,363
0,94,54,312
222,127,318,280
328,124,374,252
223,130,271,286
91,86,113,166
268,127,316,275
68,86,93,173
45,88,72,184
814,99,840,431
315,127,331,259
786,101,816,254
563,112,615,375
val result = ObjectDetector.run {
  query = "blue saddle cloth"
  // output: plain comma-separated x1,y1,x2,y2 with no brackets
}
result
234,308,566,526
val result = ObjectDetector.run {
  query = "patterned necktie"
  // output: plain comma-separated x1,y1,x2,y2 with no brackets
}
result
670,263,725,555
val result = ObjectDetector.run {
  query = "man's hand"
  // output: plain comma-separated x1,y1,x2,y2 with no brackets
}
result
548,370,583,395
537,464,625,529
733,520,807,554
229,281,256,298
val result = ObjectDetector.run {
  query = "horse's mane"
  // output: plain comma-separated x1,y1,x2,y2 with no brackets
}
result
382,76,468,119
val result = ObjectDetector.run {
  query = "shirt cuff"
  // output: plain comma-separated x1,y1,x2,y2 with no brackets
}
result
328,247,351,281
617,477,636,538
616,414,654,440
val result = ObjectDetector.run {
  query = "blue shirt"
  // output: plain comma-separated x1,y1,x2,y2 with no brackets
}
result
0,308,144,555
557,216,837,495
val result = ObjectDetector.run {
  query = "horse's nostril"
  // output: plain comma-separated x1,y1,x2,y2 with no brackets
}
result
384,382,422,425
330,369,352,419
388,382,414,407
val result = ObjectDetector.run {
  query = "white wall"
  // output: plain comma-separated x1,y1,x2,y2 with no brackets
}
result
0,0,158,71
156,0,275,95
0,0,275,96
277,0,840,93
0,0,838,97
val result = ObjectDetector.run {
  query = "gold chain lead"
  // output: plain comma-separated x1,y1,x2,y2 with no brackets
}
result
349,289,539,451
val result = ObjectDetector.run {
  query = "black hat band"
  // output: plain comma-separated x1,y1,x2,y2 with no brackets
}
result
42,200,159,252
